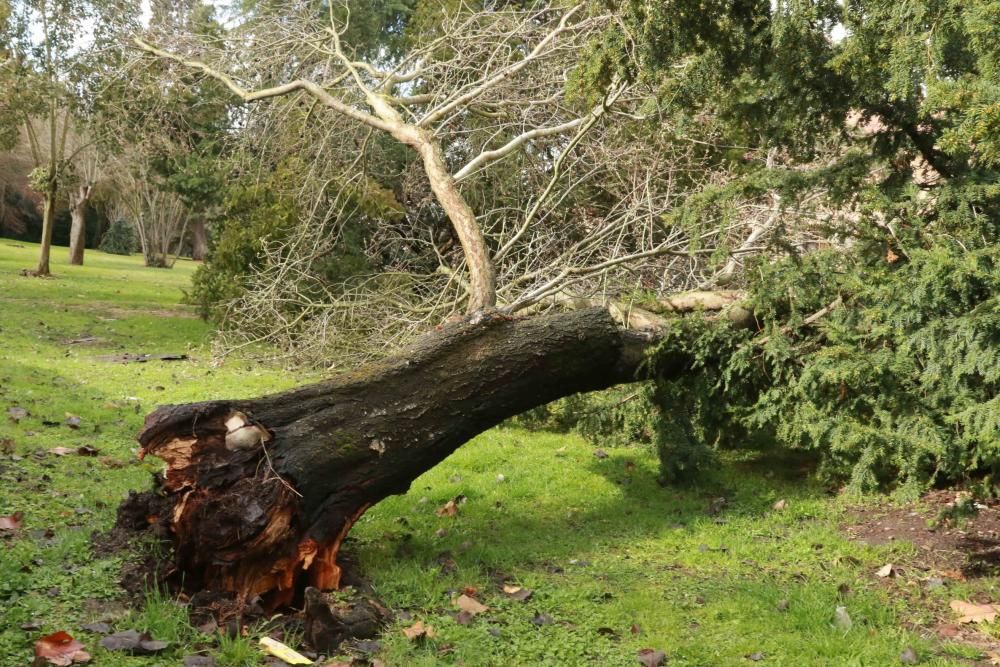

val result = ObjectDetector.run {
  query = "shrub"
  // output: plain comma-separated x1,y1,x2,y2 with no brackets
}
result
99,219,138,255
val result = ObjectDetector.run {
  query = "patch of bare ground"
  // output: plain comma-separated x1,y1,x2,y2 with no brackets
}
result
844,490,1000,664
0,296,198,319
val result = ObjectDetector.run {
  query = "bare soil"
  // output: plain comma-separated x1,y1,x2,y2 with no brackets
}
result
844,490,1000,579
844,490,1000,664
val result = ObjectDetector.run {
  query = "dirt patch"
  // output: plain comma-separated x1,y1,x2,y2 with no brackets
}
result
845,490,1000,664
844,490,1000,578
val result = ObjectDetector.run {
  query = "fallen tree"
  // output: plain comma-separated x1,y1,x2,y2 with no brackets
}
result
117,2,769,611
118,306,713,608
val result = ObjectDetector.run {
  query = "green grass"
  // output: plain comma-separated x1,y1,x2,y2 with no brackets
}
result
0,240,986,666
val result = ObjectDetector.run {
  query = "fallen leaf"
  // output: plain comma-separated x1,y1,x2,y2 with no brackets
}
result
34,631,90,665
454,594,489,615
8,406,29,422
64,414,81,429
987,651,1000,666
76,446,99,457
98,630,169,655
875,563,897,578
747,652,765,662
937,623,960,638
637,648,666,666
950,600,1000,624
630,624,641,635
402,621,436,641
436,500,458,518
502,585,533,602
0,437,14,453
258,636,312,664
454,611,474,625
530,613,553,626
772,499,788,511
596,626,620,640
351,639,382,653
182,657,216,666
0,511,23,532
48,447,75,456
79,622,110,635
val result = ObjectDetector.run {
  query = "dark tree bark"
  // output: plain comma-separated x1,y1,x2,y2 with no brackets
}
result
120,308,687,607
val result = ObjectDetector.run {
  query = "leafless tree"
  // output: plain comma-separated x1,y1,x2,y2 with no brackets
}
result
110,155,191,268
133,2,803,363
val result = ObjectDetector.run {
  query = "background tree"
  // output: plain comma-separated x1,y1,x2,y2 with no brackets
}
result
0,0,135,273
66,131,101,264
110,151,192,268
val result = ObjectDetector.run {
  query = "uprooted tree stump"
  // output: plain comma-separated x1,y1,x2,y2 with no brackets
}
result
115,307,698,609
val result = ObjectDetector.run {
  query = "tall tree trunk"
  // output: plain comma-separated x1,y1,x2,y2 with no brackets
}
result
68,185,90,266
35,188,57,276
118,308,680,607
190,218,209,261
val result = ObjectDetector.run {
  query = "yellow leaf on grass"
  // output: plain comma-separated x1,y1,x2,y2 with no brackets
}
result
950,600,1000,624
402,621,436,640
454,594,489,615
259,637,312,664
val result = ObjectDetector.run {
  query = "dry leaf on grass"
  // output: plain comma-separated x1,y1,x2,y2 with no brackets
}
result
454,594,489,615
0,511,23,532
502,584,533,601
875,563,898,578
48,447,76,456
402,621,436,641
637,648,666,666
950,600,1000,623
34,631,91,665
772,499,788,511
258,636,312,664
436,500,458,518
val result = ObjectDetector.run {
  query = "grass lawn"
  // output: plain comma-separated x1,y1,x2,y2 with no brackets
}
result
0,240,993,666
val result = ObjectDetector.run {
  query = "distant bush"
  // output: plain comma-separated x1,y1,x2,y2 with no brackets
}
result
99,219,138,255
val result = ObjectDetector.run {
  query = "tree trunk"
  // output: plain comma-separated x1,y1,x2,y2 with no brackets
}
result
68,185,90,266
190,218,209,261
119,308,681,607
35,190,57,276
